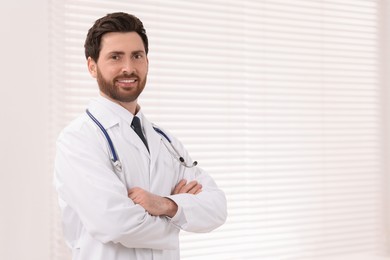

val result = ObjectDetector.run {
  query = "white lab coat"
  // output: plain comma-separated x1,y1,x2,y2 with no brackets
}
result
54,96,227,260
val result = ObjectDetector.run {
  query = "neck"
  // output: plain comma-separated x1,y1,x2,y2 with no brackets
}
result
100,92,139,115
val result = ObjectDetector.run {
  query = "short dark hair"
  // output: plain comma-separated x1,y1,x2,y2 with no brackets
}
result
84,12,149,61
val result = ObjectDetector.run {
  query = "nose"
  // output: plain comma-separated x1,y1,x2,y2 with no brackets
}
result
121,58,136,75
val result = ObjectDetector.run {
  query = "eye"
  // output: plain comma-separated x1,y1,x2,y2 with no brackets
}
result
133,53,144,60
111,55,120,60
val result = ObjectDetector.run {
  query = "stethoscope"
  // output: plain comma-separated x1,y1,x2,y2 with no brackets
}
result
86,109,197,172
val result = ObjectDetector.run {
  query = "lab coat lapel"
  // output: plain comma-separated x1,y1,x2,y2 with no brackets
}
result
89,97,153,159
124,123,151,158
143,117,162,173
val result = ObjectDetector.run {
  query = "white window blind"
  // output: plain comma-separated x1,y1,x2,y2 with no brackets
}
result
50,0,389,259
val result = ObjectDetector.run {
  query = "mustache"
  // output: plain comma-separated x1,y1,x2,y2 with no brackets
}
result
114,72,139,81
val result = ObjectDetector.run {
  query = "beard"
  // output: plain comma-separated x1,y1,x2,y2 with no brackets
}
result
96,67,147,103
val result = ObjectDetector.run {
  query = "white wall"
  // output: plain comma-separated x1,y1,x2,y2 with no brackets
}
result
0,1,389,260
0,1,51,259
383,0,390,244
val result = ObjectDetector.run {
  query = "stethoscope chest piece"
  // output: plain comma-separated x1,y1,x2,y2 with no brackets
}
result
113,160,122,172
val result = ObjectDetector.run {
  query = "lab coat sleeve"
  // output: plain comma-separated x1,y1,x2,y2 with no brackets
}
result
54,120,179,250
166,136,228,233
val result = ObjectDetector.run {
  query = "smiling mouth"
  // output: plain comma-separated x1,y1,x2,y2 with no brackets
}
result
115,77,139,89
117,78,137,83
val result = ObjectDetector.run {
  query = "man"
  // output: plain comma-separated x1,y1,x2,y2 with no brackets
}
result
54,12,227,260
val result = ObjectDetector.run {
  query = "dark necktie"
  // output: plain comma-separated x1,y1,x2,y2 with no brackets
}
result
131,116,149,152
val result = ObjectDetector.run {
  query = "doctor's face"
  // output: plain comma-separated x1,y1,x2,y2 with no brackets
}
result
88,32,148,103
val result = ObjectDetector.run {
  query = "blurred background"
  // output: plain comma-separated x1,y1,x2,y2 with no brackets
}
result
1,0,390,259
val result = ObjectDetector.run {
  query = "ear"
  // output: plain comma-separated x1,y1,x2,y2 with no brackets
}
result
87,57,97,78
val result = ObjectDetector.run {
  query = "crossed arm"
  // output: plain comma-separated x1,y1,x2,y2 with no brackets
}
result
128,179,202,218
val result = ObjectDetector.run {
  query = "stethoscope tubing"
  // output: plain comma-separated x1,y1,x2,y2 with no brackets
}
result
86,109,197,171
86,109,119,163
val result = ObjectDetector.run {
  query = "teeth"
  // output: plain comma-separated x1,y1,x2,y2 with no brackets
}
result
118,79,136,83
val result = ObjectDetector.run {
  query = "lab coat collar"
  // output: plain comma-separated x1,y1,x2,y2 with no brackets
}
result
88,96,133,128
87,95,163,162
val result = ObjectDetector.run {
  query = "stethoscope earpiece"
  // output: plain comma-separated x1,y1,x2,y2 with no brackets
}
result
153,126,198,168
159,136,198,168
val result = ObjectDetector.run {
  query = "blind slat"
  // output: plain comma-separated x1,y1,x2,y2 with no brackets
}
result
51,0,388,259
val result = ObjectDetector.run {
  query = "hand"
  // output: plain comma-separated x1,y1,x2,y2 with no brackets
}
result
172,179,202,195
128,187,178,217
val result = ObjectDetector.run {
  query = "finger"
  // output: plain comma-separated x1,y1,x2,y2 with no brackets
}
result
128,191,138,200
188,184,202,194
128,187,142,200
194,184,203,195
180,180,199,193
128,187,141,194
172,179,187,194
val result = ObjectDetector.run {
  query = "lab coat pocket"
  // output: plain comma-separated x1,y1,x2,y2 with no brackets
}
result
152,147,181,194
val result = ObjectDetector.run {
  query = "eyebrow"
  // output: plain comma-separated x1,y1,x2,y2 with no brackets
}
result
106,51,124,56
107,50,146,56
131,50,146,56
